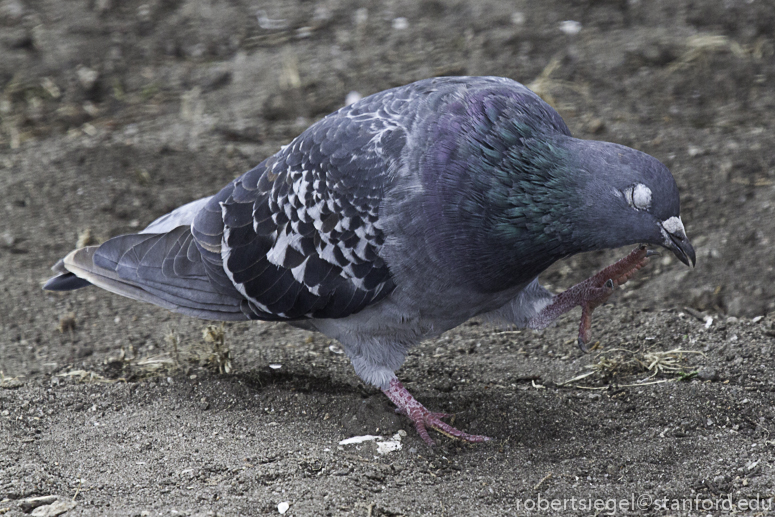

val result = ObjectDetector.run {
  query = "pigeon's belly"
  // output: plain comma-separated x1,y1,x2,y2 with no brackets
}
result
310,277,533,345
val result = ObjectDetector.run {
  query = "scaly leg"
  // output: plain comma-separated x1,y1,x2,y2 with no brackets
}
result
382,378,491,446
529,246,651,351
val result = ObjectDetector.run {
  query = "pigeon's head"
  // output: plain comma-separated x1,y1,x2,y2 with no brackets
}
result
569,138,696,267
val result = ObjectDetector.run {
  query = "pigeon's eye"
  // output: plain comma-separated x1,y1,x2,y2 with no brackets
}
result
624,183,652,211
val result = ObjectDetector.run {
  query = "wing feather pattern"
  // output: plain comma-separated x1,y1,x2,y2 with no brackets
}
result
46,77,538,321
191,86,417,320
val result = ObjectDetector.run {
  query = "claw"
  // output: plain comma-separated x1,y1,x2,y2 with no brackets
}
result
382,379,491,446
528,245,653,349
646,249,661,257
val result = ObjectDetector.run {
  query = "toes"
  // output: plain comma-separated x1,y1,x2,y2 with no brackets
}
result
587,285,614,308
578,304,593,348
414,421,435,447
427,416,491,443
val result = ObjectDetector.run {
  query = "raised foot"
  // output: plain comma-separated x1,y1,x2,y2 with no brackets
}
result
383,378,491,446
529,246,651,351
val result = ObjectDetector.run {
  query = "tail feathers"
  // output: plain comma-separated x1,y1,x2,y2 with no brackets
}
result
43,259,92,291
54,227,251,321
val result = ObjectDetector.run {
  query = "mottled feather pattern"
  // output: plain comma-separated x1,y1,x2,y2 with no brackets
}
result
45,75,691,409
190,85,430,320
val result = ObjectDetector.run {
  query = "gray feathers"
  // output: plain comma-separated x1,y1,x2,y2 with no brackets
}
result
44,76,687,389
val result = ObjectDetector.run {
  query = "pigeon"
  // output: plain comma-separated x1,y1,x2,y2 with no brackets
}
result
44,76,695,445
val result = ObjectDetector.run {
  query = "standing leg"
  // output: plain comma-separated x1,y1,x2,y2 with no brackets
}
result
382,378,491,446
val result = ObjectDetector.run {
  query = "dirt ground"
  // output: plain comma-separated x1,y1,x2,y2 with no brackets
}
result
1,0,775,515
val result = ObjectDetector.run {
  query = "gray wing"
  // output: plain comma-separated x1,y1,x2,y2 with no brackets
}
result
44,77,523,320
191,86,420,320
43,196,214,292
140,196,213,234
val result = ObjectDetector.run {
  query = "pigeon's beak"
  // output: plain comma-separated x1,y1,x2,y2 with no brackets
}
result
660,216,696,267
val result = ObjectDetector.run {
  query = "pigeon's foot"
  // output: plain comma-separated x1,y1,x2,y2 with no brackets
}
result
382,378,491,446
529,245,651,351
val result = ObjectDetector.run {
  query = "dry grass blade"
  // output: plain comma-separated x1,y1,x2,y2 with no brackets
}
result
55,369,119,383
0,371,24,389
202,324,232,374
638,348,706,378
135,354,175,367
559,347,705,387
528,53,591,110
667,33,748,73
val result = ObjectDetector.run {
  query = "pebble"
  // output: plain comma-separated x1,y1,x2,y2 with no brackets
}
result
559,20,581,35
31,500,77,517
0,0,24,21
345,91,362,106
354,7,368,25
1,231,15,247
76,65,99,91
19,495,57,512
696,367,718,381
392,17,408,30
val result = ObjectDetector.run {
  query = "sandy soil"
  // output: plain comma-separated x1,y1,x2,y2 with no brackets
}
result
1,0,775,515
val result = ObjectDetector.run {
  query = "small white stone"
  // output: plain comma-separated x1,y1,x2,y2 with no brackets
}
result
354,8,368,25
278,501,290,514
376,438,402,454
511,11,525,25
41,78,61,99
269,364,282,369
345,91,362,106
256,10,289,30
76,65,99,90
339,435,379,445
559,20,581,35
392,17,408,30
0,0,25,21
137,3,151,21
688,145,703,157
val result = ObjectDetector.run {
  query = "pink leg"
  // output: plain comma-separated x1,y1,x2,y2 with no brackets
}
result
382,378,491,446
529,246,651,351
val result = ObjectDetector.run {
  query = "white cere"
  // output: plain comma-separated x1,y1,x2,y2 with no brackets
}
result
662,216,685,236
624,183,652,210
